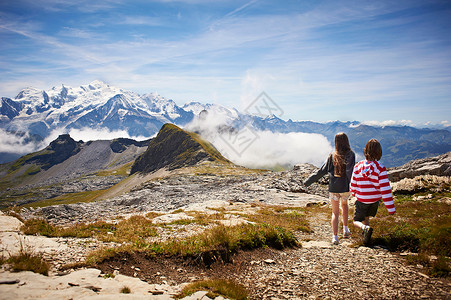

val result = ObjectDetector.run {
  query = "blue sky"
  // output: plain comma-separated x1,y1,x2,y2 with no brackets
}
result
1,0,450,127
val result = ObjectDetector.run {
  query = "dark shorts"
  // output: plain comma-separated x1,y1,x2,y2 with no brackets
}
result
354,200,380,222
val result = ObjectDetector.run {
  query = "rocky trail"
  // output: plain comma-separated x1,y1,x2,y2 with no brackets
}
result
226,210,450,299
1,167,450,299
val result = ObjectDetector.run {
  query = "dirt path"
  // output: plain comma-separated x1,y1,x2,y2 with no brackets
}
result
228,208,451,299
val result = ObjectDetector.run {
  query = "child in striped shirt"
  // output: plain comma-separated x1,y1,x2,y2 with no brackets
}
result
350,139,395,245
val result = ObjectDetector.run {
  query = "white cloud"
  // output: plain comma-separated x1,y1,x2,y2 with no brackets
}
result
0,129,41,154
0,126,148,156
185,110,333,169
213,129,333,169
360,120,414,127
120,16,162,26
422,120,451,129
65,127,147,142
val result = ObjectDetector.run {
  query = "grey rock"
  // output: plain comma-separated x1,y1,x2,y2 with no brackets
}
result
388,152,451,182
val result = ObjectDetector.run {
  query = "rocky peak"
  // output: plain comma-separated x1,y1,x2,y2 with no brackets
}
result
27,134,82,170
1,97,23,120
130,123,230,174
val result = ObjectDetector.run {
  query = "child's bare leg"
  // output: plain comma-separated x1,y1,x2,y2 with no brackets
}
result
341,200,348,227
363,217,370,226
331,199,339,236
353,220,366,229
341,199,351,236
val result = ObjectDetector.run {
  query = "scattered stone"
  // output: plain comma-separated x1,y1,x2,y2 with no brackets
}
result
264,259,276,264
84,285,102,292
0,280,20,285
68,282,79,286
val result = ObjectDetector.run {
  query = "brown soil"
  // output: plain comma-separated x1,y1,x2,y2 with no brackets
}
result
97,247,280,295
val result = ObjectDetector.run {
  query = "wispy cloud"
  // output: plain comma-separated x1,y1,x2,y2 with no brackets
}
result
119,16,162,26
14,0,124,13
0,0,450,125
359,120,415,127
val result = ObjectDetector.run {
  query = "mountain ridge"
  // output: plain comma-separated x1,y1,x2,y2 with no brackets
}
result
1,80,450,167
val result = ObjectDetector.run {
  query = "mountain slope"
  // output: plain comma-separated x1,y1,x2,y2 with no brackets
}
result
0,134,150,209
131,123,230,174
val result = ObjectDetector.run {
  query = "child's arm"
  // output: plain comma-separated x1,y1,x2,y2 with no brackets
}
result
346,151,356,185
379,166,395,214
349,164,360,197
303,155,330,187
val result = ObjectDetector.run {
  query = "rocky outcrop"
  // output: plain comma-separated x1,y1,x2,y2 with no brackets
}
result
30,134,82,170
131,124,230,174
110,138,150,153
388,152,451,182
7,134,82,174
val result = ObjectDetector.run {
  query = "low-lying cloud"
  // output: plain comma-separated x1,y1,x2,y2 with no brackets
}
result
62,127,148,142
0,129,41,154
215,129,332,169
359,120,414,127
185,112,332,169
0,127,150,157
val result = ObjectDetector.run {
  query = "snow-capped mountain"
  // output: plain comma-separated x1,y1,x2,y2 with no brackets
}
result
0,80,194,140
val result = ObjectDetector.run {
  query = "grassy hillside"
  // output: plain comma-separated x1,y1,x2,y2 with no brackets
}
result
131,123,230,174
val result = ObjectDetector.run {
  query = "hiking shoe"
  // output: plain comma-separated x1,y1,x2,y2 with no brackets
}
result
362,226,373,245
331,237,339,245
343,231,352,238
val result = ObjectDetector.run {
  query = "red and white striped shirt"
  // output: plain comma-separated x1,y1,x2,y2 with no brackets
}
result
350,160,395,214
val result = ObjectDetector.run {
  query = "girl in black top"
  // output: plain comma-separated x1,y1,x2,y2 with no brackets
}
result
304,132,355,245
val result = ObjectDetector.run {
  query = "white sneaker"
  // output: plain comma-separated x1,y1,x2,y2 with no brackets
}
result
331,237,339,245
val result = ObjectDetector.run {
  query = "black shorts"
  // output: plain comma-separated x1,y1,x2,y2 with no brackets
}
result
354,200,380,222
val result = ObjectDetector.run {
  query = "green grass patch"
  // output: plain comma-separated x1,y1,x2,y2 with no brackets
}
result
186,129,230,164
102,273,116,279
370,194,450,277
176,279,248,300
96,162,133,176
87,222,298,266
21,215,158,243
9,153,37,173
120,286,131,294
22,165,41,176
162,223,298,256
406,254,450,278
371,198,450,256
22,189,109,209
5,250,50,276
244,205,311,233
430,256,451,278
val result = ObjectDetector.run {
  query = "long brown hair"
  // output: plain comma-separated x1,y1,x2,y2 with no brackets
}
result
333,133,351,177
